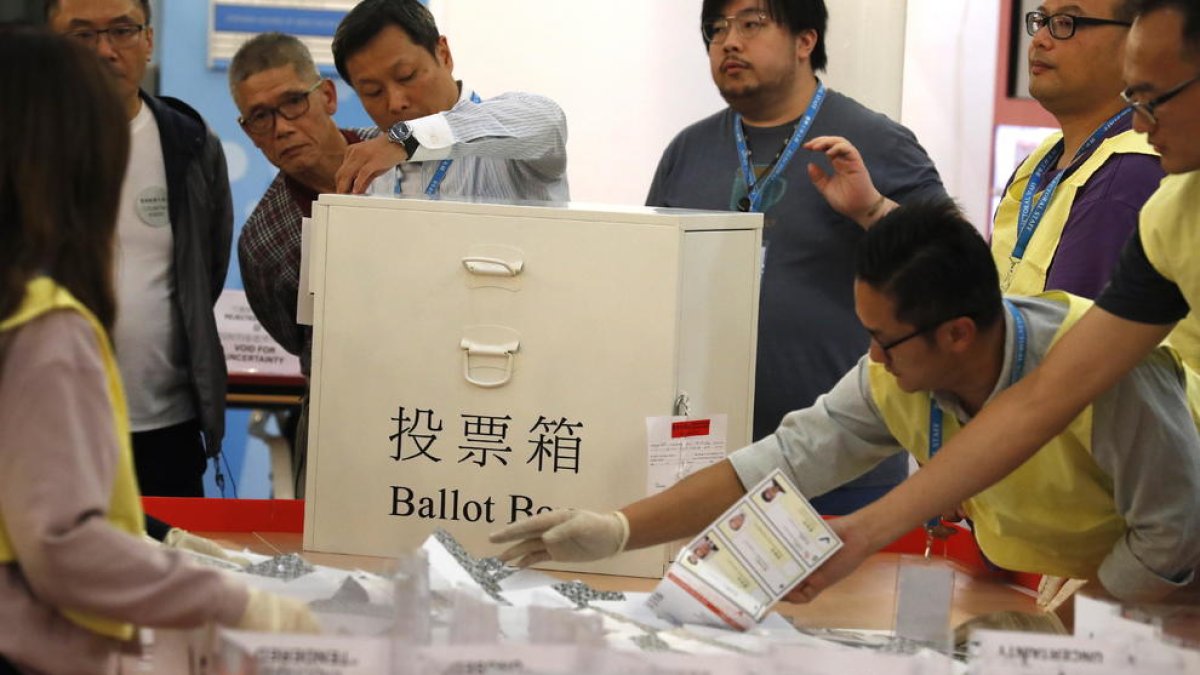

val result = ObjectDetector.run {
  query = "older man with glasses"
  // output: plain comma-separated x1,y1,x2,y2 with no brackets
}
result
228,33,380,496
47,0,232,499
230,33,374,383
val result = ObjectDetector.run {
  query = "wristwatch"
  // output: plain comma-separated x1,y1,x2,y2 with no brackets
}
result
386,121,420,158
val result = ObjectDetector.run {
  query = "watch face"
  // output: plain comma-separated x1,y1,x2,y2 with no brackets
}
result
388,121,412,144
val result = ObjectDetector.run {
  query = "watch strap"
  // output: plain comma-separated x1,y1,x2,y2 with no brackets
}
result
401,133,420,160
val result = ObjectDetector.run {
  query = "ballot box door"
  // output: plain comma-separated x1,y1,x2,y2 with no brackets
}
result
304,197,760,577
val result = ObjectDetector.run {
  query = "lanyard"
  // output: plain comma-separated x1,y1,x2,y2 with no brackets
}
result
926,300,1027,530
423,91,483,196
732,82,827,213
1010,108,1130,261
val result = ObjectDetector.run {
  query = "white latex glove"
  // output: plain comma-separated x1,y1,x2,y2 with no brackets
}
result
489,510,629,567
235,588,321,633
1037,575,1087,613
163,528,251,567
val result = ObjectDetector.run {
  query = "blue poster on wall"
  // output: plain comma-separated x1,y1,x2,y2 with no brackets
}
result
208,1,356,70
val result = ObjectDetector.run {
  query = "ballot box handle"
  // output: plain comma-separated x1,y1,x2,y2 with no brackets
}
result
460,338,519,388
461,256,524,277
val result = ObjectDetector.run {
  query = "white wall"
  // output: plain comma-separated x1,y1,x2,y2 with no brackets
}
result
429,1,721,205
429,0,910,205
822,1,908,120
900,0,1001,231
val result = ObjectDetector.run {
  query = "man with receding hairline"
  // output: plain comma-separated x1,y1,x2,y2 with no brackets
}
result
229,32,377,493
230,32,371,378
47,0,232,498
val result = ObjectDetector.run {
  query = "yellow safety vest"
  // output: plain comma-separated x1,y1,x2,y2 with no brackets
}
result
868,293,1200,578
992,129,1157,296
0,278,144,641
1140,171,1200,373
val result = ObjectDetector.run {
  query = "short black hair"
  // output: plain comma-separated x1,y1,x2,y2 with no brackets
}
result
1113,0,1140,22
700,0,828,72
1134,0,1200,56
44,0,152,24
855,198,1003,334
332,0,439,84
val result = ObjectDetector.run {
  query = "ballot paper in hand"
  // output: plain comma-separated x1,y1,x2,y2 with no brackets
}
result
647,470,841,631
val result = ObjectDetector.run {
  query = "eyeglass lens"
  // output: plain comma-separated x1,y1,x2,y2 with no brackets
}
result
704,11,767,44
243,83,320,134
69,25,143,47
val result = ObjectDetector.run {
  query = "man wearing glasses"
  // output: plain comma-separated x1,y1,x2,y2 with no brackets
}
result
228,33,376,495
989,0,1163,301
788,0,1200,606
47,0,232,497
491,199,1200,606
645,0,946,515
230,33,371,392
811,1,1160,302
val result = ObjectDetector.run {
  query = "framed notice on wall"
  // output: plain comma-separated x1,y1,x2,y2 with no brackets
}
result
207,0,357,71
1009,0,1040,99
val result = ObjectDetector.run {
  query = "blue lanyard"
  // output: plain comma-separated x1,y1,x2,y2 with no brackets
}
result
1011,108,1130,260
732,82,826,213
926,300,1027,528
423,91,483,196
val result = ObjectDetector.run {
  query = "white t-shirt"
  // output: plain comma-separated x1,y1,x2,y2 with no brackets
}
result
111,102,195,431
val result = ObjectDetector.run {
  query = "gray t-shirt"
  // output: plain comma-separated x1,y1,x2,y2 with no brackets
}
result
646,89,946,502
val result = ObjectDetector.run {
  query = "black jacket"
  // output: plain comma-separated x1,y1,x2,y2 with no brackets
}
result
142,92,232,457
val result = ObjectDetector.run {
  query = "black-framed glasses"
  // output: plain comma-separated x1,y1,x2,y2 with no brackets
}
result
702,9,769,45
875,323,944,361
238,80,323,135
1121,73,1200,127
1025,11,1130,39
66,24,146,48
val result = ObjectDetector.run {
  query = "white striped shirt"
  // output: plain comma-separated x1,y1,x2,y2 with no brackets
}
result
394,83,569,202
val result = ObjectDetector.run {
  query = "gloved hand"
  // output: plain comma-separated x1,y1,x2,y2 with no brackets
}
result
1037,575,1087,613
489,510,629,567
235,588,321,633
163,528,251,567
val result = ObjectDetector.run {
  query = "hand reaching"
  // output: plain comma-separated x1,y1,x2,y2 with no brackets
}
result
235,589,321,633
804,135,894,228
782,516,874,604
489,510,629,567
163,528,251,567
335,134,409,194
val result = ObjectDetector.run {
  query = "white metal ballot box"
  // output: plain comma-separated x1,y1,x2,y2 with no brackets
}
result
303,195,762,577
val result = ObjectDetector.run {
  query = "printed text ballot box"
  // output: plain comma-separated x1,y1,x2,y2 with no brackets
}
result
304,196,762,577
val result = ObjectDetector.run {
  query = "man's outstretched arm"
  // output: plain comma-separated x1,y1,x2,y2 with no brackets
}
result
488,459,746,567
795,306,1174,600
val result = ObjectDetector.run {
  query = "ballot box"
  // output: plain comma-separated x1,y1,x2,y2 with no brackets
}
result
303,196,762,577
